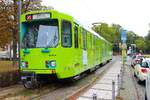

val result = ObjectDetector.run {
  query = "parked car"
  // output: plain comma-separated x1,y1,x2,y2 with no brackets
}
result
145,58,150,100
134,58,150,83
131,54,145,68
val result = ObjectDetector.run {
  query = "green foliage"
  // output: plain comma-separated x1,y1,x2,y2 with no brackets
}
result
92,23,122,53
145,32,150,53
135,37,146,51
92,23,121,43
92,23,150,53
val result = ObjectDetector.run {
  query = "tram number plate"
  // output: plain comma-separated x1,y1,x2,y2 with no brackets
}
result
33,13,50,20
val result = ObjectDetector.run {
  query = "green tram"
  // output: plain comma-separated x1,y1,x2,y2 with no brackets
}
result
20,10,112,88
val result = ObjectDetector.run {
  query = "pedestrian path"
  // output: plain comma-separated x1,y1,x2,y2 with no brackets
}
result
77,60,121,100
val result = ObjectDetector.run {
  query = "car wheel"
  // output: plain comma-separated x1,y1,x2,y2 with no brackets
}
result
134,72,136,77
132,65,134,68
138,79,143,84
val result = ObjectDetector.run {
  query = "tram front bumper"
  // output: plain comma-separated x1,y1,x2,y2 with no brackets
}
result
21,71,36,81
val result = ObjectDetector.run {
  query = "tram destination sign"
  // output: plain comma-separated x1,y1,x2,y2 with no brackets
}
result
26,13,51,20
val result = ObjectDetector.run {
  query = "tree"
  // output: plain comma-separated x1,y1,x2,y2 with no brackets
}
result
0,1,12,48
126,31,137,47
135,37,146,52
0,0,49,59
92,23,122,53
145,31,150,53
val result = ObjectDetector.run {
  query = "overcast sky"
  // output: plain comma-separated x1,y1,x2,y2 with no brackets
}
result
42,0,150,37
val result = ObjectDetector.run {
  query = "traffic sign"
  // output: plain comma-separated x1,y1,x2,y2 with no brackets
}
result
121,30,126,41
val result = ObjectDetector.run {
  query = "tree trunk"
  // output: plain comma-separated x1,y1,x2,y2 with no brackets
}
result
12,29,17,60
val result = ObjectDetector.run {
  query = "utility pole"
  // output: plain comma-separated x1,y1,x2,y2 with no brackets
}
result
18,0,22,66
121,29,127,66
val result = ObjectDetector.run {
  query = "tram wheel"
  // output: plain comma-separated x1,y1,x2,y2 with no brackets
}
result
23,80,40,89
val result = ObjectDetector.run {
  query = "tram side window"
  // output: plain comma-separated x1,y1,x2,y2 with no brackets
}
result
61,20,72,47
74,25,78,48
94,35,96,50
90,34,92,49
82,29,87,50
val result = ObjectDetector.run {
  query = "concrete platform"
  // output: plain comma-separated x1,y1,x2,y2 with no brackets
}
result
77,60,121,100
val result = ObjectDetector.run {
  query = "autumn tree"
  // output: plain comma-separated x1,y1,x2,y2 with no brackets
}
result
0,0,50,59
0,1,12,48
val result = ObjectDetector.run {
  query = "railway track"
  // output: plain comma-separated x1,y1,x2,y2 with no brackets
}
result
1,81,64,100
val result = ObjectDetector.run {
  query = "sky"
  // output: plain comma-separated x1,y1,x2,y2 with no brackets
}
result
42,0,150,37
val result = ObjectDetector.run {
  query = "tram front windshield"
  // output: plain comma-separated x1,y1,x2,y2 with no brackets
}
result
22,19,58,48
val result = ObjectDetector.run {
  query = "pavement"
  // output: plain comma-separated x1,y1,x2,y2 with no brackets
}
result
120,56,145,100
119,65,138,100
77,58,121,100
77,56,145,100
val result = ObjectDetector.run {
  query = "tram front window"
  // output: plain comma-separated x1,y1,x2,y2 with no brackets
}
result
22,19,58,48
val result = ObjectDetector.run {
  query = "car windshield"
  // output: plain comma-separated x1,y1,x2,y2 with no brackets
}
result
146,60,150,68
141,61,150,68
22,19,58,48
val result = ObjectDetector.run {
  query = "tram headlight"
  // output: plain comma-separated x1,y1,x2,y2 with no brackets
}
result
50,61,56,67
45,60,56,68
21,62,28,68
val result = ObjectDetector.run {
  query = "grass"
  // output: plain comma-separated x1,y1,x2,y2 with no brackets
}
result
0,61,18,73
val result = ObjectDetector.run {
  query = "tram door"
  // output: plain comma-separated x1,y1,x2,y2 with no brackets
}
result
82,29,88,67
74,24,81,67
